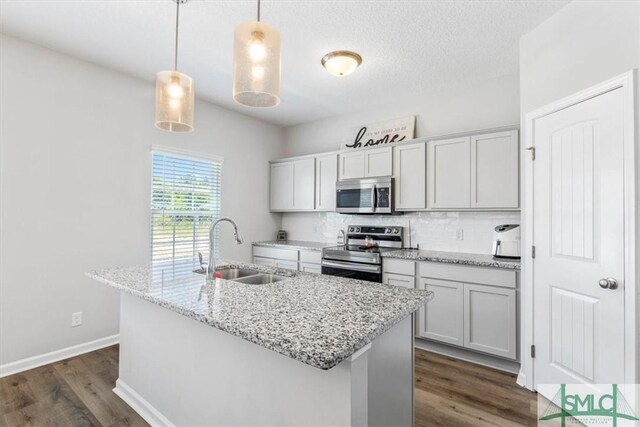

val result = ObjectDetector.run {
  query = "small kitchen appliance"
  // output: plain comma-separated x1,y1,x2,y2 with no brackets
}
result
492,224,521,259
335,177,394,214
321,225,403,282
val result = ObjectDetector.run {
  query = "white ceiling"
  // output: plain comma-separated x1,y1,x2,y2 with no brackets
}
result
0,0,568,127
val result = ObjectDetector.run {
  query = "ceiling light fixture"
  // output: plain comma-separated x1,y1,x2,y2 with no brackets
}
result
233,0,281,108
321,51,362,77
155,0,194,132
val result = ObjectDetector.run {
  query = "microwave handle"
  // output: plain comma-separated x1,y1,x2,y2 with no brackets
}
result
371,186,377,210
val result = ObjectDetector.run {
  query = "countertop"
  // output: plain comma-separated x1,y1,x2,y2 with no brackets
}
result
252,240,332,251
87,260,432,370
382,249,521,270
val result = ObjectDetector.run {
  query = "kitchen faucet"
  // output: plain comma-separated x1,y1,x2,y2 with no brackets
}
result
207,217,244,279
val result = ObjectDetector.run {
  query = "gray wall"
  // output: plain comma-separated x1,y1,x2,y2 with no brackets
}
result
0,35,285,366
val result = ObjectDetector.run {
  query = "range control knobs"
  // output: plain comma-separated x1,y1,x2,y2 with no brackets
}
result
356,227,361,232
394,229,400,234
385,228,391,234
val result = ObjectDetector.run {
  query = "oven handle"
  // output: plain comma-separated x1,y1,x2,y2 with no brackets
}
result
321,260,381,273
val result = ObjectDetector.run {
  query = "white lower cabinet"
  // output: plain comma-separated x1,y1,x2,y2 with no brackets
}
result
299,262,321,274
253,256,275,267
275,259,299,270
382,272,415,289
463,284,516,359
417,279,464,346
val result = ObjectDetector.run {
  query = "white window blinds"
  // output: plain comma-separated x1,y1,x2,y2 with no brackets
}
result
151,150,222,270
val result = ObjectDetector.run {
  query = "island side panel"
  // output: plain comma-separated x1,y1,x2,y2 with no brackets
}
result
116,292,366,426
367,315,414,427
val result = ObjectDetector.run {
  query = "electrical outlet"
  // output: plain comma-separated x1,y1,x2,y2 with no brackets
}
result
456,229,464,241
71,312,82,327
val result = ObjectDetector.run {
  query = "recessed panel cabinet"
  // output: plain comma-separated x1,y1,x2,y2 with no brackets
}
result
427,130,519,210
315,154,338,211
270,158,315,211
339,147,392,180
393,142,426,210
417,279,464,346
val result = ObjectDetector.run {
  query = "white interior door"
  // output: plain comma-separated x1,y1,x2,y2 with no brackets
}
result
533,87,626,393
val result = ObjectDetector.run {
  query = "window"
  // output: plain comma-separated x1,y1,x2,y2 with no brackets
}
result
151,150,222,271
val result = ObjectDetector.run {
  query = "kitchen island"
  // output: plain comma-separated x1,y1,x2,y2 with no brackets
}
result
87,260,432,427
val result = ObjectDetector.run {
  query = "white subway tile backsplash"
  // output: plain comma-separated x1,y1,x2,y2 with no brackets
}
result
281,211,520,255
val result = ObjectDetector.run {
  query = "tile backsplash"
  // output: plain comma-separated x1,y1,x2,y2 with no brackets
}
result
281,211,521,255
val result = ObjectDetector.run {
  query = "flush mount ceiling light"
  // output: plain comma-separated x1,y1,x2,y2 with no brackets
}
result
321,51,362,77
233,0,281,108
155,0,194,132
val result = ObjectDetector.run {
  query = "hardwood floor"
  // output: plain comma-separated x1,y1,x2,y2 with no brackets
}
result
0,346,537,426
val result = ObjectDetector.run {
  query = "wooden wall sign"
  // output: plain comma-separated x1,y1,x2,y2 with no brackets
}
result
341,116,415,150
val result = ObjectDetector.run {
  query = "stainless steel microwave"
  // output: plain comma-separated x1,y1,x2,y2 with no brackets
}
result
336,177,393,214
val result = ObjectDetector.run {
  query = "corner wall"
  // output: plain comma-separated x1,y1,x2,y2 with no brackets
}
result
0,35,285,367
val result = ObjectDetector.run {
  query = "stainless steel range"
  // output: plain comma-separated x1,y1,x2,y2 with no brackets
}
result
321,225,404,283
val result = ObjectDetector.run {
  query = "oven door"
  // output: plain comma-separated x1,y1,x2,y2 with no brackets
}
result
336,184,376,213
321,260,382,283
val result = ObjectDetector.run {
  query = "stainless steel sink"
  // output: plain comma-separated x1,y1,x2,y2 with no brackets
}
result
233,274,287,285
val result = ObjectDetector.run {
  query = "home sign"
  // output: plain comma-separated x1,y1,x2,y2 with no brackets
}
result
341,116,415,151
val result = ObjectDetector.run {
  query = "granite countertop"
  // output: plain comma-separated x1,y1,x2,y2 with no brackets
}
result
87,260,432,370
252,240,333,251
382,249,521,270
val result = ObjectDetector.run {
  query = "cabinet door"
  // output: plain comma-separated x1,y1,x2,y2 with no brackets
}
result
382,273,415,289
253,256,275,267
339,151,365,180
394,142,426,210
417,278,464,346
299,262,321,274
471,130,519,209
427,137,471,209
315,154,338,211
364,147,393,177
463,284,516,359
270,162,293,211
275,259,298,270
292,158,315,210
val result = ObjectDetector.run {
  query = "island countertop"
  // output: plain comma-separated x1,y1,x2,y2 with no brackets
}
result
87,261,432,370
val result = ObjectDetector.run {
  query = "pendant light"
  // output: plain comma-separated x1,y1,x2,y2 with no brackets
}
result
155,0,194,132
233,0,281,108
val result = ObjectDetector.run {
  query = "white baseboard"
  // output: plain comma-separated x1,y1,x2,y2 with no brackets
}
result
414,338,520,374
0,334,120,378
113,379,175,427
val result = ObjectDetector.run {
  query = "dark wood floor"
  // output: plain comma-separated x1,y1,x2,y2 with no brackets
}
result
0,345,537,426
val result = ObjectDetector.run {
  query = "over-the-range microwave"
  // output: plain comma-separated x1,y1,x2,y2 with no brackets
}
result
336,177,394,214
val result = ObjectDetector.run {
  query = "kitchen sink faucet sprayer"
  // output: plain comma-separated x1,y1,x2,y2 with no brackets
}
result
207,217,244,280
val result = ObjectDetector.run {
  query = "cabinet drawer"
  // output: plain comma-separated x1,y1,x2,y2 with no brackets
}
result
383,258,415,276
253,246,298,261
382,273,415,289
299,262,321,274
418,261,516,288
299,250,322,264
253,256,275,267
275,259,299,270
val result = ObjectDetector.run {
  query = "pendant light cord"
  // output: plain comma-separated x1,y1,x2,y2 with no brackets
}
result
174,0,180,71
257,0,261,22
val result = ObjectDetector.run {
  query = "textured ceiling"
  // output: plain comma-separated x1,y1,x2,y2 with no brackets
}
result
0,0,568,127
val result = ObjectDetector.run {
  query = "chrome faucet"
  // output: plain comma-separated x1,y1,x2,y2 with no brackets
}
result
207,217,244,279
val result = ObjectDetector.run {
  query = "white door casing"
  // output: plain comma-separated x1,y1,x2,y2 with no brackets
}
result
522,71,637,392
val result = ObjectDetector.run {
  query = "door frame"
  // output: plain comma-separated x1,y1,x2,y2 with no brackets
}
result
519,70,638,391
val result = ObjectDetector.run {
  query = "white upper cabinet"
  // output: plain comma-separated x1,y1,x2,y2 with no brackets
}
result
339,151,365,180
339,147,392,180
364,147,393,177
394,142,426,210
270,158,315,211
315,153,338,211
292,158,315,210
428,137,471,209
270,162,293,211
471,130,519,209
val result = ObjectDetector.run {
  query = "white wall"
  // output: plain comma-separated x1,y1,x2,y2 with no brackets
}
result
520,0,640,115
281,73,521,253
0,35,284,366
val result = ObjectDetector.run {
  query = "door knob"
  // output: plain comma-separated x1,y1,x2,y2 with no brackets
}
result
599,278,618,289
